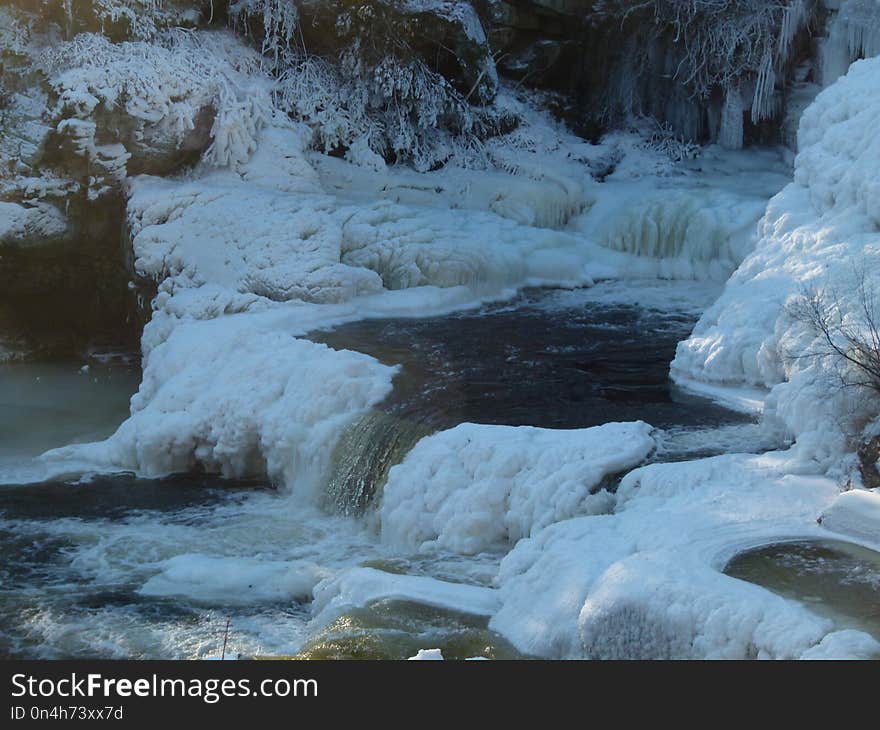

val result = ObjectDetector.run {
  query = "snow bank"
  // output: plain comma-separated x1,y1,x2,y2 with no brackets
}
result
310,567,500,628
380,422,654,555
672,57,880,457
491,449,880,659
819,489,880,546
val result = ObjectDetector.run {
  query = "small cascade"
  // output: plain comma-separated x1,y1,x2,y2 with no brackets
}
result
323,409,432,517
596,191,749,279
782,63,822,151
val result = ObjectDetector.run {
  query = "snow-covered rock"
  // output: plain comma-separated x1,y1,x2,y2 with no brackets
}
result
0,201,68,247
311,567,501,628
380,421,654,554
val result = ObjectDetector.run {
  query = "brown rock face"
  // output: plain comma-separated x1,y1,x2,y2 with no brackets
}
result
858,435,880,489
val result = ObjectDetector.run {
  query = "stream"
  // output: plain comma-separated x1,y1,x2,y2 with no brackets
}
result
0,280,789,658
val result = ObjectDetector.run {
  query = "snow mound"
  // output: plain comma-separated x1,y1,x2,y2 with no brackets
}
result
672,57,880,457
800,629,880,659
408,648,444,660
380,422,655,555
491,450,877,659
43,318,396,495
819,489,880,546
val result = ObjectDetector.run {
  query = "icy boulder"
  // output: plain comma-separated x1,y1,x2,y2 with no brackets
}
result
380,421,655,554
42,312,397,493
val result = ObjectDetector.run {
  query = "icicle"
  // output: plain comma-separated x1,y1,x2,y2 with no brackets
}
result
751,50,777,124
719,86,744,150
820,0,880,86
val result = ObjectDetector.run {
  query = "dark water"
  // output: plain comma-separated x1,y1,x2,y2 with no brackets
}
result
0,474,278,659
725,539,880,641
309,284,758,513
311,286,745,431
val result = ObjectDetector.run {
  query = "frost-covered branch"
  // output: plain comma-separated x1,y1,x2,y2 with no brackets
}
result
787,270,880,396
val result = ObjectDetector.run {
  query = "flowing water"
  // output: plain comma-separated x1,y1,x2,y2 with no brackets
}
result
0,280,782,659
310,281,775,514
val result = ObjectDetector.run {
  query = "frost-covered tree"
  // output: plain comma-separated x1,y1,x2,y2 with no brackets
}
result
226,0,511,170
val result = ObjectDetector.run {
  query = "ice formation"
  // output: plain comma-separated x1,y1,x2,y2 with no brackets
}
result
672,56,880,459
819,0,880,86
407,648,444,660
380,422,654,555
491,450,880,659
